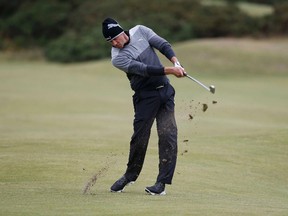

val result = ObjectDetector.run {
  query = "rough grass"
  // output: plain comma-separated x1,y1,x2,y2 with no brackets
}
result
237,2,273,17
201,0,273,17
1,38,288,216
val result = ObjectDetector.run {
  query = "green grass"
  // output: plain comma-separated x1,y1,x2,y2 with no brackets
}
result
1,38,288,215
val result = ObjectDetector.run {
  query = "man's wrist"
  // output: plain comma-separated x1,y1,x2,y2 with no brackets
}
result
171,57,178,65
164,67,174,75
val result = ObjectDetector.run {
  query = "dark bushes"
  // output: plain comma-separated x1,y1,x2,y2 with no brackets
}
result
189,4,257,37
45,30,110,63
0,0,287,62
0,0,72,48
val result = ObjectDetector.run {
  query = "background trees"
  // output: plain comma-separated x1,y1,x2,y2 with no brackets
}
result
0,0,287,62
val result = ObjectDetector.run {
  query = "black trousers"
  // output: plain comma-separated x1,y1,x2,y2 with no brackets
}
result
124,83,178,184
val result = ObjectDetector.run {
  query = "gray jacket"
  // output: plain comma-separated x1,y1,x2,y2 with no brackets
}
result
111,25,175,91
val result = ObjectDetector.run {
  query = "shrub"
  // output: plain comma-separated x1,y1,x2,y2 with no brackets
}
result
1,0,288,62
0,0,72,47
258,2,288,35
190,4,256,37
44,28,110,63
270,2,288,34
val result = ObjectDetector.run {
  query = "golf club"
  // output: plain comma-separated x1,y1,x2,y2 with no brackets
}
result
184,73,215,94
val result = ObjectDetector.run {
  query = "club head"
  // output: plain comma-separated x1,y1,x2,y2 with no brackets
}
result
209,85,215,94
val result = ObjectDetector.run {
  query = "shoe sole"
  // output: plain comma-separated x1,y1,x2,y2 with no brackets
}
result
110,181,135,193
145,188,166,196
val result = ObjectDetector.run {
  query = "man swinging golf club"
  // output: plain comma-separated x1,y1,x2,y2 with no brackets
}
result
102,18,185,195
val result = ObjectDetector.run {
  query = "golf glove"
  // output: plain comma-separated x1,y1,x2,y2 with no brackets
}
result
174,61,183,68
174,61,186,75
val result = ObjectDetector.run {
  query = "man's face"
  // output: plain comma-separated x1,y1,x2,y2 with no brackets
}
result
109,32,127,49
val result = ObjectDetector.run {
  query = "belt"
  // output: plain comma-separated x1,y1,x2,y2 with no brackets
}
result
137,82,168,92
156,85,165,89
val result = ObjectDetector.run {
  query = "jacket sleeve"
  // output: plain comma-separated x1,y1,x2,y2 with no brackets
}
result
112,53,147,76
139,25,176,60
111,48,164,77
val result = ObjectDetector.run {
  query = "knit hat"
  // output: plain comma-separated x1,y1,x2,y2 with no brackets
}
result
102,18,124,41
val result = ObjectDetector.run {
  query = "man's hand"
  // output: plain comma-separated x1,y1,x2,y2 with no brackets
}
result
165,57,186,77
164,66,185,77
174,60,186,77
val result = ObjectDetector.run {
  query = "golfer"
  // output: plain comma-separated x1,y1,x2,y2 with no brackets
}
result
102,18,185,195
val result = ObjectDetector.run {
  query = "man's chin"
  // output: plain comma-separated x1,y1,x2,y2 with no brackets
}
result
113,45,123,49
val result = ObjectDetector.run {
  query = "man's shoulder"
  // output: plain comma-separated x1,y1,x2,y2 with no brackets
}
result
130,25,145,30
130,25,150,36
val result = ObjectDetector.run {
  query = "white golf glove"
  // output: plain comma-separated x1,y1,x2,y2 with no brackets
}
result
174,61,186,76
174,61,182,68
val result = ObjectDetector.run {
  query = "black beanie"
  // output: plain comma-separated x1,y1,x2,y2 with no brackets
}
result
102,18,124,41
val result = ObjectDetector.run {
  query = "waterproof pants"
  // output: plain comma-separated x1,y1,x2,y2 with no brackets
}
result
124,83,178,184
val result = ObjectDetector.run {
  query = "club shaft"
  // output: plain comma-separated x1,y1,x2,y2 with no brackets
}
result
185,74,210,91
